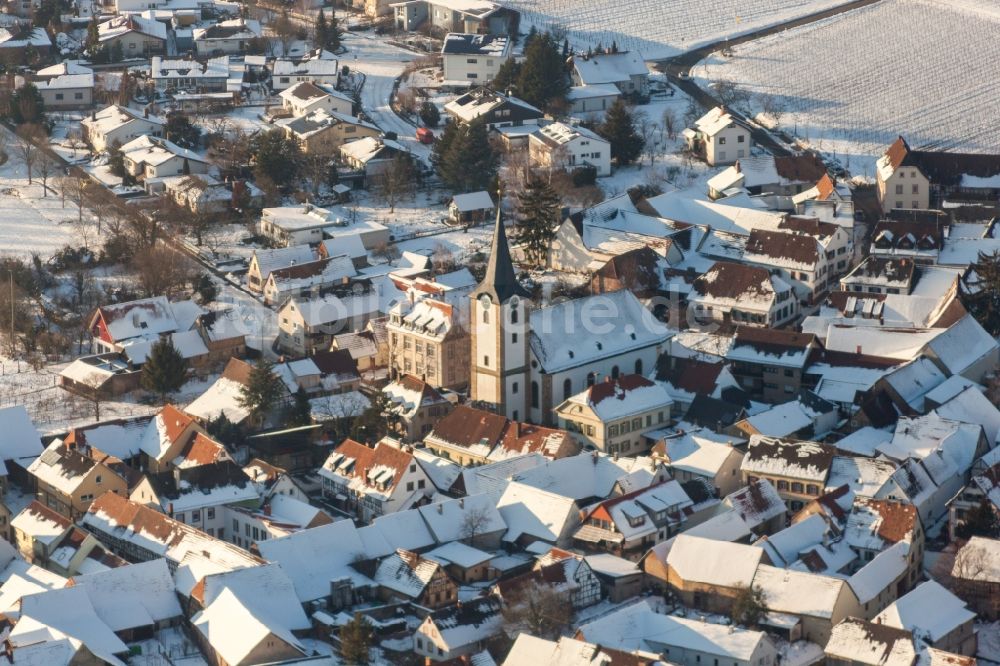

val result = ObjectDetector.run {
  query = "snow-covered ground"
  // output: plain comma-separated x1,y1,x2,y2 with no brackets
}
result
342,31,433,164
508,0,853,59
694,0,1000,178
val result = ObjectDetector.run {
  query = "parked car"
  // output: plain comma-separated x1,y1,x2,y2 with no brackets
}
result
416,127,434,144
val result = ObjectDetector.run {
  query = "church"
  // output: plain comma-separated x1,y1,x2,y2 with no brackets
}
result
470,207,674,426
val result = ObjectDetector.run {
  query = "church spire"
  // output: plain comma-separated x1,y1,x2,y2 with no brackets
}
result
473,194,530,303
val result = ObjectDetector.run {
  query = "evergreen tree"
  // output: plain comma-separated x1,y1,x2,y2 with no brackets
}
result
418,101,440,127
516,31,568,110
963,251,1000,336
140,337,188,401
437,120,497,193
315,8,329,52
238,358,285,427
290,386,312,427
249,129,302,185
731,585,768,628
85,15,100,51
515,178,561,266
491,58,520,94
109,41,123,63
350,390,391,443
431,120,459,176
328,12,342,52
165,112,200,149
957,499,1000,539
10,83,44,125
598,98,645,166
207,412,242,447
338,614,373,665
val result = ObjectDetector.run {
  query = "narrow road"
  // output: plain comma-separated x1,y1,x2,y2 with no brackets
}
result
653,0,885,157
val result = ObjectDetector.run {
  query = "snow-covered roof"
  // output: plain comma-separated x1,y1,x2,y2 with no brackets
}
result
0,405,43,460
691,106,745,137
191,588,304,665
373,549,442,598
572,51,648,86
34,73,94,91
578,600,769,660
195,562,310,631
925,314,998,376
825,326,943,361
751,564,849,619
367,510,437,552
150,55,228,79
875,581,976,642
496,481,577,546
255,521,372,602
121,134,209,168
251,244,316,280
451,190,494,212
532,121,608,148
511,451,661,501
562,374,673,423
848,541,910,604
11,587,128,666
739,399,829,439
667,534,763,587
742,435,834,482
425,541,492,568
69,560,182,632
952,536,1000,583
825,617,916,666
418,493,505,544
81,105,166,138
93,296,202,344
658,432,740,478
880,414,981,475
529,289,672,374
184,376,251,424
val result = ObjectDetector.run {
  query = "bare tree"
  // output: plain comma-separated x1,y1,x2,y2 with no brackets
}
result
66,129,87,158
662,108,678,140
37,150,57,197
459,505,492,548
711,79,751,111
501,585,572,640
636,112,660,166
301,151,334,197
133,244,196,297
15,124,42,184
757,92,786,127
374,155,417,213
60,175,91,226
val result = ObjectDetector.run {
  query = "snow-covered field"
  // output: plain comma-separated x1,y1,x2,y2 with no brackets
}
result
696,0,1000,177
507,0,851,58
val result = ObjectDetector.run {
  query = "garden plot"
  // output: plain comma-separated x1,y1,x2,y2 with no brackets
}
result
506,0,850,59
696,0,1000,178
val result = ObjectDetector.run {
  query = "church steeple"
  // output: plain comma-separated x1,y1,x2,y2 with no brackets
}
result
473,201,529,304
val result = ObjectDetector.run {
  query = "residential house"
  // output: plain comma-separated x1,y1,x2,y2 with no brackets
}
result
391,0,518,36
576,600,778,666
423,541,493,583
726,327,820,403
529,122,611,177
876,136,1000,212
494,549,601,610
841,256,916,295
261,204,390,248
707,154,829,199
279,109,381,154
505,635,664,666
130,460,259,540
318,438,433,522
555,374,674,455
373,548,458,608
570,51,649,96
874,581,978,656
731,392,839,440
383,375,454,441
0,404,44,491
687,261,798,328
661,534,765,613
441,32,510,84
741,435,835,511
27,441,128,520
573,480,694,558
276,291,383,356
248,245,318,289
414,596,502,662
10,501,73,563
261,254,356,305
388,296,470,391
743,227,829,300
150,56,229,92
684,107,752,166
922,313,999,383
869,219,942,262
270,51,341,91
448,191,494,225
844,499,924,587
650,429,745,497
340,136,415,179
423,404,576,465
98,14,166,56
192,18,262,56
81,105,166,153
417,493,507,549
824,618,917,666
278,81,354,117
443,87,544,130
589,246,672,298
120,135,211,180
566,84,622,119
752,564,862,644
34,71,94,110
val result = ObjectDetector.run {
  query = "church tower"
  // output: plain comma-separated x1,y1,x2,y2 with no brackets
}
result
470,204,532,422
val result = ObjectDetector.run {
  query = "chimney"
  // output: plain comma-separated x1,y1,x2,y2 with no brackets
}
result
168,502,174,518
591,451,598,464
437,503,443,514
263,503,271,516
856,344,862,355
144,106,149,118
459,498,464,509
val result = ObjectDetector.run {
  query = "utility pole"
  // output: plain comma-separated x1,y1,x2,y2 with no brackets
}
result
8,270,14,359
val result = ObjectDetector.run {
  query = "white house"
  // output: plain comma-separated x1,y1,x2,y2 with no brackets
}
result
120,136,211,180
97,13,167,56
150,56,229,92
571,51,649,95
688,260,798,328
278,81,354,117
270,51,340,91
34,71,94,110
440,32,510,85
684,107,752,166
566,84,621,119
192,18,262,56
528,122,611,177
260,204,390,248
82,105,166,153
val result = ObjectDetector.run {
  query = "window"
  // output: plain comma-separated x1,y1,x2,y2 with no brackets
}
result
418,479,425,489
192,510,201,522
233,519,239,532
806,484,819,495
407,481,414,491
632,418,641,430
737,135,745,143
483,355,489,367
608,425,619,437
482,310,489,324
512,332,518,343
55,93,64,100
512,381,519,394
467,73,478,79
791,482,804,493
896,184,904,195
511,308,518,324
611,365,620,379
245,523,251,536
585,425,595,436
719,137,726,145
207,508,215,519
634,359,643,375
74,92,83,100
587,372,596,387
512,410,519,421
95,475,102,484
531,381,539,408
466,58,478,63
563,378,572,400
912,184,919,194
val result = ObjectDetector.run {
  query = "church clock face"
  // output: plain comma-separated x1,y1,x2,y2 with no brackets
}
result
479,294,492,309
